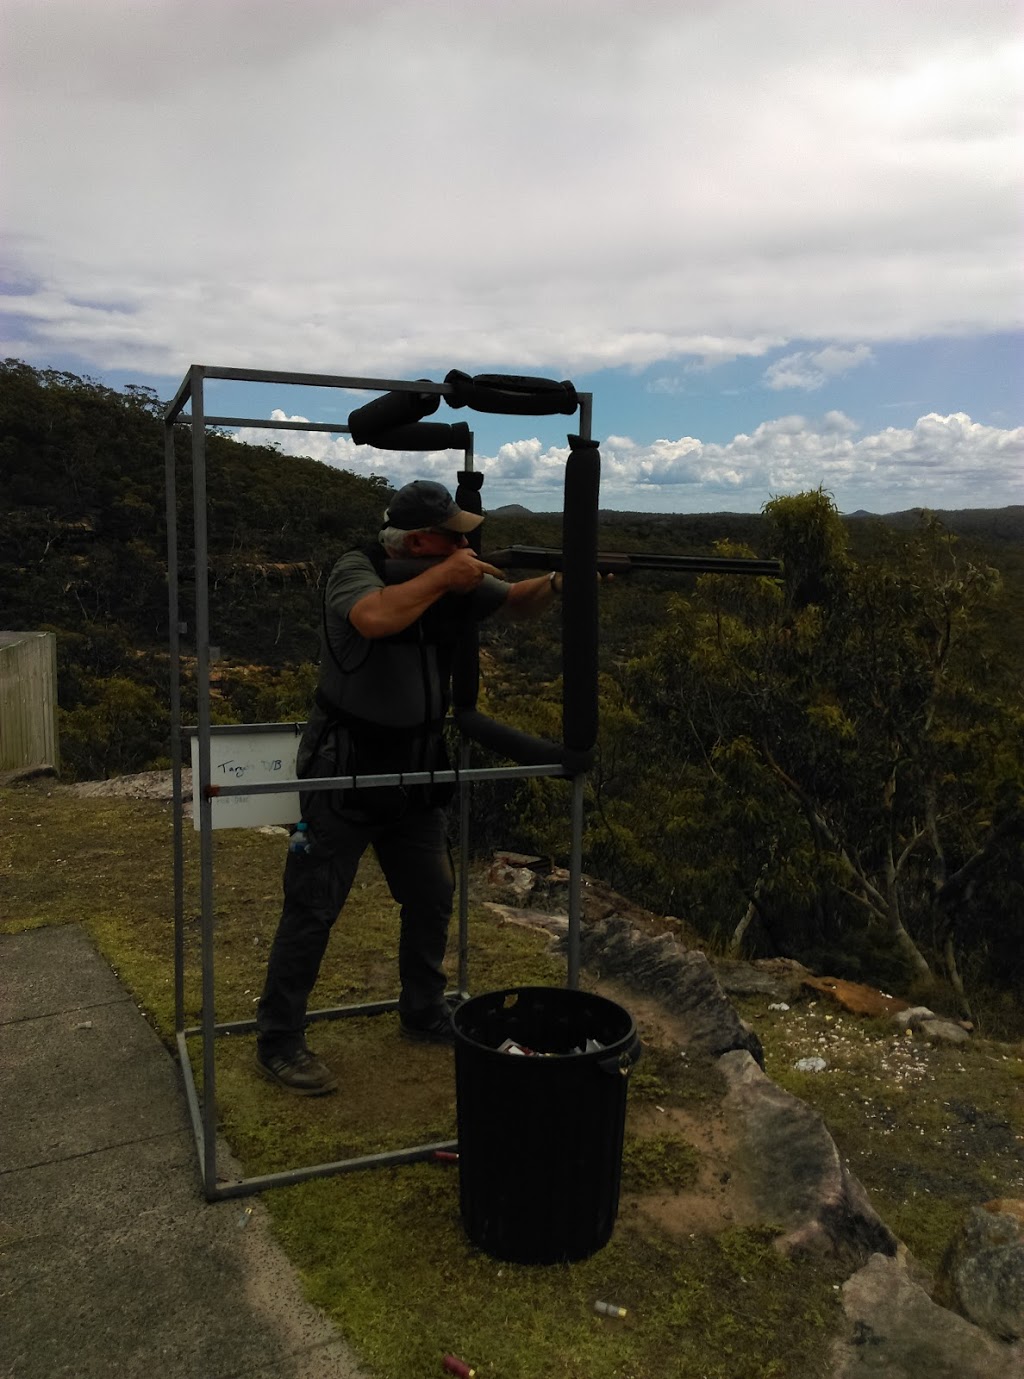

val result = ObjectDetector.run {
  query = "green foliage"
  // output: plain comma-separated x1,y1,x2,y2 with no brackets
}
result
763,486,850,612
598,493,1024,1005
58,674,169,779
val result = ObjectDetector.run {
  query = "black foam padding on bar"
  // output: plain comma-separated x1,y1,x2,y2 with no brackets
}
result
561,438,600,752
452,470,485,711
444,370,578,416
455,709,565,767
561,745,596,774
456,469,485,495
360,421,470,452
348,383,440,443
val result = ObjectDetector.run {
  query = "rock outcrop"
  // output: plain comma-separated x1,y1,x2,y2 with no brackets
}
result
718,1050,898,1261
937,1202,1024,1343
832,1253,1024,1377
572,914,765,1067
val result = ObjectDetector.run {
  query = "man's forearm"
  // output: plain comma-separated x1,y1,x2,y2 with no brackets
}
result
348,564,453,638
501,572,560,621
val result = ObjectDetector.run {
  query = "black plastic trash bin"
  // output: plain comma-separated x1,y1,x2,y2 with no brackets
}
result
452,985,641,1265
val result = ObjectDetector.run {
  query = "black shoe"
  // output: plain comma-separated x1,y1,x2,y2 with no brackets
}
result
256,1047,338,1095
399,1005,456,1045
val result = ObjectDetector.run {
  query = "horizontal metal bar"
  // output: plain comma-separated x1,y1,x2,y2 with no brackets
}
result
181,988,469,1038
199,366,453,394
206,1140,460,1200
202,416,354,434
182,722,304,738
206,763,569,798
184,996,402,1038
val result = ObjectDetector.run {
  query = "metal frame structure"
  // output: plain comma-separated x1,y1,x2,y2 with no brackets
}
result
164,367,593,1200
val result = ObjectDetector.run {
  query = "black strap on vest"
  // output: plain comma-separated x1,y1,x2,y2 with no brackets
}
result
313,687,443,742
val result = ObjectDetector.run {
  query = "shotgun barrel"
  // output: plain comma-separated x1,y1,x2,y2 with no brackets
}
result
485,545,783,578
381,546,782,585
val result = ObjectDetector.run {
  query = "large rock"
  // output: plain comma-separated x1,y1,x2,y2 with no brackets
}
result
916,1016,972,1046
719,1050,898,1261
832,1253,1024,1377
714,957,812,1002
937,1204,1024,1342
573,916,765,1067
803,976,908,1019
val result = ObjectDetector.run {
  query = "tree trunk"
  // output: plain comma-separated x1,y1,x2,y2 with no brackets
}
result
729,897,759,956
942,935,974,1022
887,906,934,985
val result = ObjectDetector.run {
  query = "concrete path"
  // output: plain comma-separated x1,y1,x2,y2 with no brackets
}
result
0,925,365,1379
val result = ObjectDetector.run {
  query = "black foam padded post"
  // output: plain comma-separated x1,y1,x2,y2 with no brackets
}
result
358,421,471,452
454,709,565,768
444,371,579,417
561,436,600,754
452,469,485,712
348,382,440,443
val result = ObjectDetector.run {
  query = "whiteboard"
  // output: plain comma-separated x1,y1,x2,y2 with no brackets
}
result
190,726,303,830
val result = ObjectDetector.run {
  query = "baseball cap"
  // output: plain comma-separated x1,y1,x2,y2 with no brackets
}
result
383,480,483,534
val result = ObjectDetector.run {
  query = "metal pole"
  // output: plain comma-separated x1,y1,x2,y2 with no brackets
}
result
190,368,218,1198
165,418,185,1033
457,738,471,996
577,392,593,443
567,773,585,989
567,391,592,990
456,433,474,997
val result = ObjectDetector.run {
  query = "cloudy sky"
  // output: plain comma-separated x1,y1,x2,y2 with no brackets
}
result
2,0,1021,513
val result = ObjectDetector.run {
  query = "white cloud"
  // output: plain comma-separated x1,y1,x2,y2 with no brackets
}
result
764,344,875,391
232,409,1024,514
1,1,1021,376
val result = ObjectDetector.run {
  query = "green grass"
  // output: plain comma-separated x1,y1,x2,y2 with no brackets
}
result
8,784,1022,1375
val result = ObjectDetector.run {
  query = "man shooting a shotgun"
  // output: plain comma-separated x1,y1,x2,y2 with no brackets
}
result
255,480,561,1095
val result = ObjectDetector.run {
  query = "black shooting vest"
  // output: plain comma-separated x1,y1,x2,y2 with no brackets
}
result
302,543,496,823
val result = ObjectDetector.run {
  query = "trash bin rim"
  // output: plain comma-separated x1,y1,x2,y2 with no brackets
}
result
452,984,638,1061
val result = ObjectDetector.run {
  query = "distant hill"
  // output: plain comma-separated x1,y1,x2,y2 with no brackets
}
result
868,505,1024,543
492,502,1024,545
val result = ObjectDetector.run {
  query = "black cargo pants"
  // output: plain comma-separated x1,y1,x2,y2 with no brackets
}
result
255,802,454,1058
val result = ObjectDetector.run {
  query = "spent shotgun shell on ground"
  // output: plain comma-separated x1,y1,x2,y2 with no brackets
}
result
594,1300,628,1318
442,1354,476,1378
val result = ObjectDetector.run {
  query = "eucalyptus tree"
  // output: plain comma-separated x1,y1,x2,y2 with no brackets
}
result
617,490,1023,1007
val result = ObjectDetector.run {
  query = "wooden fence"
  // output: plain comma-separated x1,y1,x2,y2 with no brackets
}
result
0,632,60,773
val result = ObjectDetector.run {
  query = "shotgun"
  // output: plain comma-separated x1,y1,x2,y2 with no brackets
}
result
383,545,781,584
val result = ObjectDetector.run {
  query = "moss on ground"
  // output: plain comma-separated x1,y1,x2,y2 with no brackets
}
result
7,784,1021,1374
266,1175,844,1379
622,1133,702,1193
630,1043,726,1110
